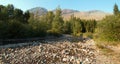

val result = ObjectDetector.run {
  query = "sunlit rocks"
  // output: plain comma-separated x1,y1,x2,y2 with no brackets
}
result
0,40,96,64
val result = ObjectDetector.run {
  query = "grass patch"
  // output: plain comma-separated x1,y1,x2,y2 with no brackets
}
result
83,32,93,39
96,43,120,64
96,43,114,54
95,39,120,46
96,41,120,61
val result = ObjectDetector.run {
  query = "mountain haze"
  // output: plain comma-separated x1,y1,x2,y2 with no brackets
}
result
29,7,48,16
62,10,111,20
28,7,111,20
61,9,79,14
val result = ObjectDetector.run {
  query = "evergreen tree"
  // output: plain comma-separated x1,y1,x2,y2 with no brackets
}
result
14,9,24,22
81,20,86,33
114,4,119,15
44,11,54,29
96,15,120,42
0,5,5,18
7,4,14,18
24,11,30,23
52,7,64,34
69,15,83,36
0,5,8,21
63,21,72,34
69,14,76,33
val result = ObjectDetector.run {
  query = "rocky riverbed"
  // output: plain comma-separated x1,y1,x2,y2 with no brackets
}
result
0,39,97,64
0,38,118,64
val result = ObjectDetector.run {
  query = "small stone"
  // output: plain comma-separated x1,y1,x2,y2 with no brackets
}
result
63,58,68,62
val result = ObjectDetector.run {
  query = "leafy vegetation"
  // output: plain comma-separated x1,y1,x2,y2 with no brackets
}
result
95,4,120,43
0,3,119,45
0,4,96,43
0,4,30,39
63,15,97,36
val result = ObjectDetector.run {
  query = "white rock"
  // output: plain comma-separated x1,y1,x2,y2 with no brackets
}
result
63,58,68,62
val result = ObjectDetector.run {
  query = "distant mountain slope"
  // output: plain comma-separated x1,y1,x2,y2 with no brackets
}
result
52,9,79,15
61,9,79,14
28,7,48,16
28,7,111,20
62,10,111,20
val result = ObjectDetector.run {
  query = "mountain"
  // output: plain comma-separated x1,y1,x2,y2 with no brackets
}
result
52,9,79,15
61,9,79,14
29,7,79,15
62,10,111,20
28,7,111,20
28,7,48,16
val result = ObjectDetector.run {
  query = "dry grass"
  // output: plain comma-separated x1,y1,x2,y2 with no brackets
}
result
96,41,120,64
96,43,113,54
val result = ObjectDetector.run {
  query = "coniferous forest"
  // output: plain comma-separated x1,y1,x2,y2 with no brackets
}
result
0,4,96,38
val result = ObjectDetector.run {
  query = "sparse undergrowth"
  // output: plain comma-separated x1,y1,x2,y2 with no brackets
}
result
95,41,120,64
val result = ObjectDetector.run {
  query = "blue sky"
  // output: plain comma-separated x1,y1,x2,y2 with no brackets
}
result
0,0,120,13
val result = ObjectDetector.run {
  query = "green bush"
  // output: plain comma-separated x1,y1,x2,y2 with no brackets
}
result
95,15,120,42
47,29,62,37
5,20,29,38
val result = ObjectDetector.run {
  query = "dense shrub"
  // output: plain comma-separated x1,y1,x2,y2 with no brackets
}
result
0,20,30,39
95,15,120,42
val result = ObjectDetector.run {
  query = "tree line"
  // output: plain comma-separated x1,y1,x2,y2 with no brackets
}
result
0,4,97,40
0,4,30,39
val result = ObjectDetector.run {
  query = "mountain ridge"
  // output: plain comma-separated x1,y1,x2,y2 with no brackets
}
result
28,7,112,20
28,7,48,16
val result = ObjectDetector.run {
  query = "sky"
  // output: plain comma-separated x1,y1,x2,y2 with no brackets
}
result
0,0,120,13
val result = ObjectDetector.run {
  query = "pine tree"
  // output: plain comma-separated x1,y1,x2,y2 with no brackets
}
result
52,7,64,34
7,4,14,18
114,4,119,15
14,9,25,23
24,11,30,23
45,11,54,29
